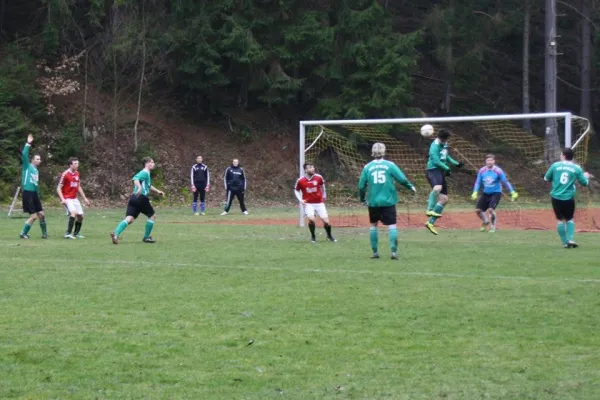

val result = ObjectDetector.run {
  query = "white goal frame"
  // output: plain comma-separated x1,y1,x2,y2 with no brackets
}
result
298,112,582,227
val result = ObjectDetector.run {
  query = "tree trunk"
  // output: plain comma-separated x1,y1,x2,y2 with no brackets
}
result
522,0,531,130
580,0,592,122
544,0,560,165
133,0,146,152
112,49,118,195
443,42,453,113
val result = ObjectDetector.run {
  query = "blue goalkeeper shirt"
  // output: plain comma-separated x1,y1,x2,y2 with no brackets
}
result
473,166,514,194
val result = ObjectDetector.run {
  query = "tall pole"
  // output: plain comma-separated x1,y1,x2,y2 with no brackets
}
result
545,0,560,163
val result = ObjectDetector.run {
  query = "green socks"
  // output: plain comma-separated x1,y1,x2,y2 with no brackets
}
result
39,219,47,235
566,220,575,242
144,220,155,239
21,223,31,235
389,227,398,253
370,227,378,253
115,220,129,236
427,190,438,211
428,203,445,224
557,222,567,245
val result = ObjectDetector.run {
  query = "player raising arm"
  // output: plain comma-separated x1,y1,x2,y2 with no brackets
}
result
544,148,590,248
57,157,91,239
471,154,518,232
425,129,464,235
111,157,165,244
19,134,48,239
294,162,336,243
359,143,416,260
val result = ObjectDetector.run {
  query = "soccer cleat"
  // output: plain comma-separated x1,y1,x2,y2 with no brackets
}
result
426,210,442,218
243,211,249,215
489,227,496,233
391,253,399,260
41,234,48,239
480,221,489,232
326,236,337,242
110,232,119,245
371,253,380,259
64,234,76,239
19,233,30,239
200,212,205,216
567,240,579,248
143,236,156,243
194,212,200,216
75,234,85,239
425,222,438,235
220,211,228,216
563,244,569,249
311,235,316,243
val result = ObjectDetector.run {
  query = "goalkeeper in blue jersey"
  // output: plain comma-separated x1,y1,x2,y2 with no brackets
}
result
424,129,464,235
544,148,590,248
471,154,518,232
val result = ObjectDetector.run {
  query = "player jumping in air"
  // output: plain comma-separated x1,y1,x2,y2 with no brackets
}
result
471,154,518,232
359,143,416,260
294,162,336,243
425,129,464,235
19,134,48,239
57,157,91,239
544,148,590,248
110,157,165,244
190,155,210,215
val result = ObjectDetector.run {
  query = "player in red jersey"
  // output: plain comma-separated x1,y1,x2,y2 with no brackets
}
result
57,157,91,239
294,162,336,243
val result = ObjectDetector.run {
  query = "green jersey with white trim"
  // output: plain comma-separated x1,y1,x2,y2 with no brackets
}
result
132,169,152,196
21,143,39,192
358,159,414,207
544,161,588,200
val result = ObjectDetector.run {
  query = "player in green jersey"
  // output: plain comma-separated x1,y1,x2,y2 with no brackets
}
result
424,129,464,235
19,134,48,239
110,157,165,244
543,148,590,248
358,143,416,260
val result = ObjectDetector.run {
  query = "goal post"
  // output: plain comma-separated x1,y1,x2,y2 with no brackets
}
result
298,112,594,229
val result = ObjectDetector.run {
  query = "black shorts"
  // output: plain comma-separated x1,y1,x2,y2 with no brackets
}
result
126,195,155,219
476,193,502,211
551,197,575,221
368,205,397,226
426,168,447,195
22,190,43,214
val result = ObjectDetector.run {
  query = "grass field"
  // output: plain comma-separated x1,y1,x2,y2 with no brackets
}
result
1,207,600,399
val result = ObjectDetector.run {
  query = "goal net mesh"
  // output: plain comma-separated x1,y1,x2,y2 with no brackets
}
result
303,116,598,231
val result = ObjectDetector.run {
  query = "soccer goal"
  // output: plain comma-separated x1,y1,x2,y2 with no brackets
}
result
298,112,596,230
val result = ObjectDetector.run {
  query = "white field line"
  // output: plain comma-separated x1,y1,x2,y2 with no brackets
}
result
5,256,600,285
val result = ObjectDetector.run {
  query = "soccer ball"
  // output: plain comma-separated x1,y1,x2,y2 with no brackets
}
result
420,124,434,137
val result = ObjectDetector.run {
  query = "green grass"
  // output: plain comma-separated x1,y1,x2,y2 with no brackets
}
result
1,207,600,399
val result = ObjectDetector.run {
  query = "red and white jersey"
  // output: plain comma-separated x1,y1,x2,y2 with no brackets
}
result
295,174,326,204
59,169,80,199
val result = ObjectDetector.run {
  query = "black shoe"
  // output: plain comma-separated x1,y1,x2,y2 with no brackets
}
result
371,253,380,259
143,236,156,243
391,253,399,260
41,234,48,239
311,235,316,243
19,233,30,239
567,240,579,248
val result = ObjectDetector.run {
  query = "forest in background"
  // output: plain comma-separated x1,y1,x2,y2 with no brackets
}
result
0,0,599,201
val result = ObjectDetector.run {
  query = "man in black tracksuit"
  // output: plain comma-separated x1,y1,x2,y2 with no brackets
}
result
221,158,248,215
190,156,210,215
